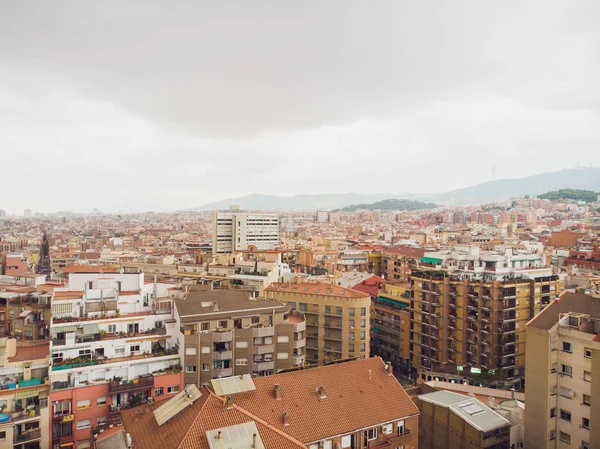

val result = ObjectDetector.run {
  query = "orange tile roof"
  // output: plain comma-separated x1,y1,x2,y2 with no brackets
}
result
121,389,303,449
62,264,118,274
266,282,370,298
53,290,84,300
223,357,419,444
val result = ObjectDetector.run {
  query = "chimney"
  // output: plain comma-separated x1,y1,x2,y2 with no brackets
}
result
282,412,289,426
316,386,326,399
273,384,282,400
212,301,219,312
216,431,222,439
252,433,257,448
386,361,393,376
369,369,372,381
224,396,233,409
511,388,515,400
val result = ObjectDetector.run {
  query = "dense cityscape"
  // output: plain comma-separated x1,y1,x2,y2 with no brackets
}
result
0,191,599,449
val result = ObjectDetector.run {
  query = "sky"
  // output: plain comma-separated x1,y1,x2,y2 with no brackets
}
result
1,1,599,214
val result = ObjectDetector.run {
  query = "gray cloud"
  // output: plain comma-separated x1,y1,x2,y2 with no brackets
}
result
0,1,599,213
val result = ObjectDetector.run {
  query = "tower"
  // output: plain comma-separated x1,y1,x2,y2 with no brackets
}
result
37,232,51,280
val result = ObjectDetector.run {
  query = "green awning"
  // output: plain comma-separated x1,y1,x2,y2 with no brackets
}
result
421,257,442,264
82,323,99,335
52,325,77,334
376,296,409,307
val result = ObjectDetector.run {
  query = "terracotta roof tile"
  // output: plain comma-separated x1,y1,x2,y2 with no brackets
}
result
223,357,419,444
266,282,370,299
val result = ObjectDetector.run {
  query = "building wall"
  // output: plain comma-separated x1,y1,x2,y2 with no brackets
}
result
265,289,371,365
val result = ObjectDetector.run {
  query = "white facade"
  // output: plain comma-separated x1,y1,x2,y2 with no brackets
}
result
49,272,180,389
212,212,280,254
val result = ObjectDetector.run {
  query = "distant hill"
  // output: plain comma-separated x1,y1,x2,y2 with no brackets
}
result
193,167,600,210
334,198,437,212
538,188,599,203
434,167,600,205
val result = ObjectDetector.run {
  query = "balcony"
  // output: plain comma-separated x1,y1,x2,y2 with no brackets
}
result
252,327,275,338
212,331,233,342
109,374,154,394
14,428,41,443
252,361,275,372
214,367,233,377
11,406,41,422
213,350,233,361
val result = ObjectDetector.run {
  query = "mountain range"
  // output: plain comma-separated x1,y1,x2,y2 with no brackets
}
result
194,167,600,211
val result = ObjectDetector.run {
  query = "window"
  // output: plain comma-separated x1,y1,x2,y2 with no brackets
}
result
251,316,260,324
96,397,106,406
185,347,197,355
360,331,366,341
129,345,140,353
201,346,210,354
561,364,572,376
77,419,91,430
78,439,91,449
361,307,366,316
560,409,571,422
382,423,393,434
349,343,354,353
549,430,556,440
79,349,91,356
562,342,572,353
559,432,570,444
582,441,590,449
107,325,116,333
582,417,590,429
264,336,273,344
155,387,163,396
201,363,209,371
341,435,352,448
349,319,355,328
77,399,91,409
219,320,228,328
201,322,209,331
0,431,5,441
583,394,591,406
336,307,343,316
366,427,377,440
236,341,248,349
115,346,125,355
349,308,355,317
550,363,557,373
264,353,273,362
584,347,592,358
361,319,366,328
397,420,405,435
168,385,180,394
360,343,365,352
584,371,592,382
299,303,307,312
277,336,289,343
185,365,197,373
550,408,556,418
236,359,248,366
325,306,331,314
96,416,106,426
277,352,289,360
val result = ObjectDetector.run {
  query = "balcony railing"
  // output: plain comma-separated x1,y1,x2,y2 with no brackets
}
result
109,374,154,393
15,428,41,443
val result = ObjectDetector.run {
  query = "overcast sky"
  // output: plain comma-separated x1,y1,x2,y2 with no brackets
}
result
1,1,599,213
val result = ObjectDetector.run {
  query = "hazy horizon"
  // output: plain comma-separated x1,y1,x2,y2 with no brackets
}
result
2,1,599,213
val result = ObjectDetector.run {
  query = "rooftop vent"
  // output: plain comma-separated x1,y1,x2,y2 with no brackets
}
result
224,395,233,409
282,412,289,426
316,386,326,399
273,384,281,400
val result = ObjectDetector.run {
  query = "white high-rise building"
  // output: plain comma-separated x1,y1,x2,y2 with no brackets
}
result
212,210,280,254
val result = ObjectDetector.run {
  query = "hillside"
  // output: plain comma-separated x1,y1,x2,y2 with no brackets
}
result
538,188,599,203
334,198,437,212
193,167,600,210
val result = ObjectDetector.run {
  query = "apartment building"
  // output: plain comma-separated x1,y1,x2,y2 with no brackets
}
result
416,390,510,449
264,282,371,365
371,283,411,369
120,357,419,449
0,339,50,449
48,271,182,449
212,211,280,254
382,246,425,282
6,293,51,341
174,285,306,386
524,292,599,449
411,245,561,390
